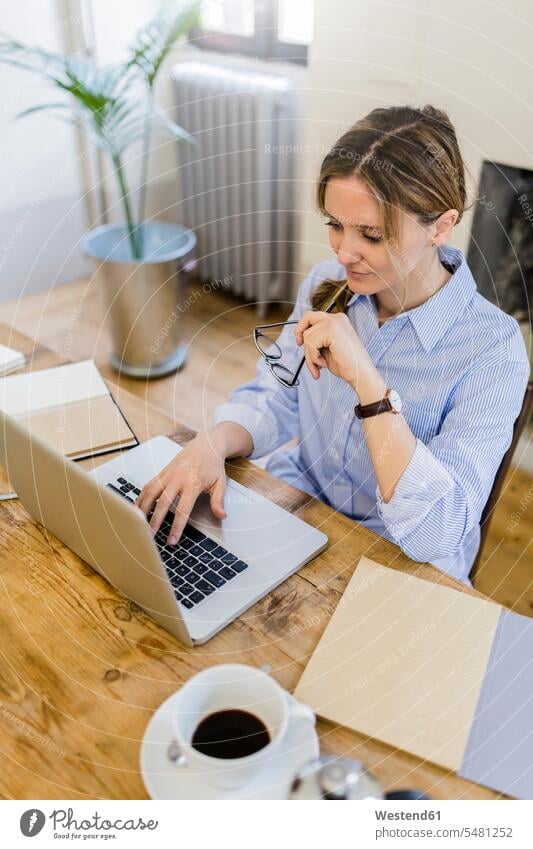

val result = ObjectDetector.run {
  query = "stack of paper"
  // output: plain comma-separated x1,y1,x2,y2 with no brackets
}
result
0,344,25,376
0,359,137,460
294,557,533,799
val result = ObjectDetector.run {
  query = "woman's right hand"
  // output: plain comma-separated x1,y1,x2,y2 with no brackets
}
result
135,422,253,545
135,430,228,545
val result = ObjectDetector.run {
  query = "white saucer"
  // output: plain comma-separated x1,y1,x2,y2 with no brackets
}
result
140,691,319,800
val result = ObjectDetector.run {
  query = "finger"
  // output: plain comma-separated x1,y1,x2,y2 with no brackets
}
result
302,326,327,363
136,477,164,516
149,487,177,535
209,475,227,519
168,490,199,544
294,320,308,346
294,310,324,345
303,344,321,379
322,349,335,370
307,336,327,368
302,321,329,348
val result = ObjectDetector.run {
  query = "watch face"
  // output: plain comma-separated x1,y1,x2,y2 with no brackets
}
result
389,389,402,413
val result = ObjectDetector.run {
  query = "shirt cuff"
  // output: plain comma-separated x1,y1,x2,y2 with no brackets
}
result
212,402,277,459
375,438,455,539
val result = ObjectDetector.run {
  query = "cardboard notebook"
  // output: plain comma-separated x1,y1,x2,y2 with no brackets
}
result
294,557,533,799
0,359,138,461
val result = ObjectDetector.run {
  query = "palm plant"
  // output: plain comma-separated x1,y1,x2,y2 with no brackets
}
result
0,1,200,260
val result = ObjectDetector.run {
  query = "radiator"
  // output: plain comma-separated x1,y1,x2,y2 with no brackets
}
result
171,60,299,314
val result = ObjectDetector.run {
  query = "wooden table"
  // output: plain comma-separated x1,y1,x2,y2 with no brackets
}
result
0,323,503,800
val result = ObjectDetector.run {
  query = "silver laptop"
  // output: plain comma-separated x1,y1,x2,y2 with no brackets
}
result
0,412,328,645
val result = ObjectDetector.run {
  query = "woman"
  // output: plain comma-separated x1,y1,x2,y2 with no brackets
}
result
137,104,529,584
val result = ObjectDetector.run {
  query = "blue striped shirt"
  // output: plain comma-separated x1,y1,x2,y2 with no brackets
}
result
214,245,530,583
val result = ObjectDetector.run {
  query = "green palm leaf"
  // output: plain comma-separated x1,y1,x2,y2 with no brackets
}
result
128,1,200,89
17,102,70,119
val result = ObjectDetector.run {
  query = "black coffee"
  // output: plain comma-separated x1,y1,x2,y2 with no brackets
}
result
191,709,270,759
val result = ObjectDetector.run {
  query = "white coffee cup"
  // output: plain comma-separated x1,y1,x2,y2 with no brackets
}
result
170,663,315,790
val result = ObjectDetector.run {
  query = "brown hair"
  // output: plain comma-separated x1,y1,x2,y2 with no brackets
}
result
311,104,473,312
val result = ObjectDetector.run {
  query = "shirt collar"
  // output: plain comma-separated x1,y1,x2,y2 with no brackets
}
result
346,245,477,353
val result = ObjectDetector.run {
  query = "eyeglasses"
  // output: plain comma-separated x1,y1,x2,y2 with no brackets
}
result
253,298,338,388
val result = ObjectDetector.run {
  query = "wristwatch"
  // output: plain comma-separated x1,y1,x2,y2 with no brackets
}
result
354,388,403,419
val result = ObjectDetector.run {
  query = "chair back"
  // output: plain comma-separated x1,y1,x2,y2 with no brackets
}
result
470,380,533,584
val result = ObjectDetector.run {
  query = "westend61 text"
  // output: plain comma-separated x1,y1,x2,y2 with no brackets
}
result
375,810,441,820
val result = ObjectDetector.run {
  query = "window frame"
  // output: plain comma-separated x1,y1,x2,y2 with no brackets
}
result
189,0,309,66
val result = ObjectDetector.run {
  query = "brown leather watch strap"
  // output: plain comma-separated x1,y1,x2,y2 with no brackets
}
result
354,396,393,419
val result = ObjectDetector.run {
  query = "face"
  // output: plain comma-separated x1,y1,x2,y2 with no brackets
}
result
323,175,438,299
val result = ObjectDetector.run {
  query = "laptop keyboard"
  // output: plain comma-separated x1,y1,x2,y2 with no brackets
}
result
107,476,249,610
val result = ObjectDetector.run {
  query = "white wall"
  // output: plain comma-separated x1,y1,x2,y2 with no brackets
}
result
88,0,172,223
0,0,92,302
298,0,533,273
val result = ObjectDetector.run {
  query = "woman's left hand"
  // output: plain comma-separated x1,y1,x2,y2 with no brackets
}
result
294,310,379,391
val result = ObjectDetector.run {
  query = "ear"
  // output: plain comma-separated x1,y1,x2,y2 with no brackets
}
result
431,209,459,246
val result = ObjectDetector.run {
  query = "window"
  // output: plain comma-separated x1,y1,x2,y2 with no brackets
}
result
192,0,313,65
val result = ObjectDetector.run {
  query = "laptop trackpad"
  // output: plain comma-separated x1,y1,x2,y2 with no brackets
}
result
189,487,318,574
189,486,257,543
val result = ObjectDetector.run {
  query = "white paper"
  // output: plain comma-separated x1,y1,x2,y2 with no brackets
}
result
0,343,25,376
